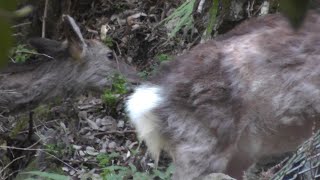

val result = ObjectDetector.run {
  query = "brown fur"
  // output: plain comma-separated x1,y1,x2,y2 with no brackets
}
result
135,11,320,179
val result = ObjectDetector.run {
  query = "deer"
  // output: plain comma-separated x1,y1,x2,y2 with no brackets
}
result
126,10,320,180
0,15,138,113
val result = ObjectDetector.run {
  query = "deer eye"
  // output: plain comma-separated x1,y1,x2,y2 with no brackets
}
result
107,52,114,60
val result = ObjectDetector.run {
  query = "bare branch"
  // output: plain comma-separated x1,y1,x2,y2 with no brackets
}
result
197,0,206,13
42,0,49,38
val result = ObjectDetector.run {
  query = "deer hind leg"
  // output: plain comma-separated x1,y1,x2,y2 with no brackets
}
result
159,115,235,179
172,140,253,180
170,139,237,180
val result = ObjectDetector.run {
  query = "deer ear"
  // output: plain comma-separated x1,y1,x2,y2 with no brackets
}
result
63,15,87,60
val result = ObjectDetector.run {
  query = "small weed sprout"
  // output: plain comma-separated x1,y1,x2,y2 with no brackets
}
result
44,143,73,158
103,35,114,48
96,151,174,180
33,104,51,119
156,53,172,62
138,70,150,79
102,73,128,110
138,53,172,79
22,171,69,180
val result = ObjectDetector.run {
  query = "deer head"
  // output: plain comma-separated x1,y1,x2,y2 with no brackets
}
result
0,15,139,112
28,15,139,92
126,11,320,179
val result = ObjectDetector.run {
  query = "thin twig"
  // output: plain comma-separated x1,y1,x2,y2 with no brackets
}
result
114,41,122,56
11,22,32,28
26,138,42,149
94,130,136,136
0,145,78,171
247,1,251,17
42,0,49,38
9,56,16,63
0,155,25,175
3,169,21,180
0,145,50,151
27,111,34,141
44,150,78,171
115,52,120,72
12,33,24,37
18,119,59,134
15,50,54,59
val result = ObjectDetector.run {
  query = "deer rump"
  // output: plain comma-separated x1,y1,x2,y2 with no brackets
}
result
126,11,320,180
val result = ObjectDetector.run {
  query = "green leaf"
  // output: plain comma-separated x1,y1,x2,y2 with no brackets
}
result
165,163,175,176
153,169,166,179
205,0,219,39
133,172,151,180
0,0,17,11
23,171,70,180
106,174,125,180
161,0,196,38
279,0,310,29
104,165,128,172
129,163,137,173
108,152,120,158
0,1,17,67
0,18,12,67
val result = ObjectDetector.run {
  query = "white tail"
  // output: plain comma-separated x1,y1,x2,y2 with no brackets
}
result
126,85,165,164
126,11,320,180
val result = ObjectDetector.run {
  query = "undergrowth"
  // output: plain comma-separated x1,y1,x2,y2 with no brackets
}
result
23,152,174,180
97,152,174,180
138,53,172,79
204,0,219,39
102,73,128,115
9,44,36,63
155,53,172,63
161,0,196,38
103,35,114,48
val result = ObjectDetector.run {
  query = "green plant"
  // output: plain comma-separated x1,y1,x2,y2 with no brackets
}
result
97,151,174,180
280,0,310,29
0,1,16,67
22,171,70,180
160,0,196,38
9,44,36,63
102,73,128,108
101,163,174,180
204,0,219,39
138,70,150,80
103,35,114,48
44,142,73,158
112,3,128,12
45,144,60,155
155,53,172,62
137,62,159,80
152,163,175,180
97,152,120,167
9,114,29,138
33,104,51,119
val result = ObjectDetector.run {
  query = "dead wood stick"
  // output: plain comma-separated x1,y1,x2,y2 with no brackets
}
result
94,130,136,136
42,0,49,38
197,0,206,13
